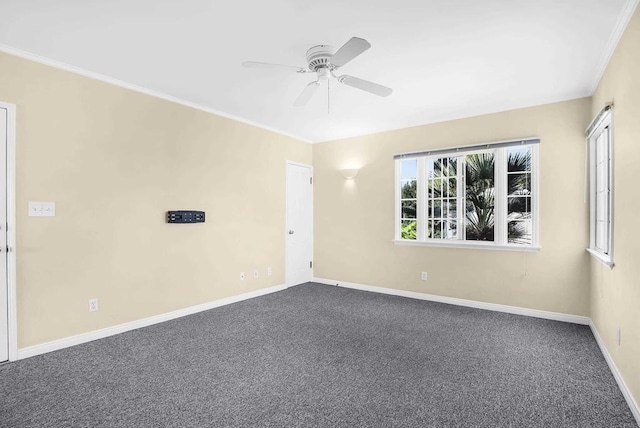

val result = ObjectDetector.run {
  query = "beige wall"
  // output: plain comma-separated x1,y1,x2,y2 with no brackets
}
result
590,6,640,410
0,52,311,348
313,98,592,316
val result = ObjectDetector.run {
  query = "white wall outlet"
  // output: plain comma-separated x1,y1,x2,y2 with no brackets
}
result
240,272,245,281
616,327,621,346
267,266,272,276
421,272,428,281
88,298,99,312
253,269,259,279
29,201,56,217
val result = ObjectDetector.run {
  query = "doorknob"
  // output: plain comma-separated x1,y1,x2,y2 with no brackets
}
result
288,230,295,234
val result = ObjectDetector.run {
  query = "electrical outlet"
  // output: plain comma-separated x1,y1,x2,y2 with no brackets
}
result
253,269,259,279
88,298,99,312
240,272,245,281
267,266,272,276
616,327,621,346
421,272,428,281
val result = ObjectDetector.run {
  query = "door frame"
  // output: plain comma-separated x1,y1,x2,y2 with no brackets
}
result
0,101,17,362
285,160,313,287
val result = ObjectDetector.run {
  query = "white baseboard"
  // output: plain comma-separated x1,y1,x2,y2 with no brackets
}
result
312,277,589,325
17,283,289,360
589,320,640,426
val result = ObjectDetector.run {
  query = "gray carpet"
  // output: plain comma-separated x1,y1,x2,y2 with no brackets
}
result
0,283,636,427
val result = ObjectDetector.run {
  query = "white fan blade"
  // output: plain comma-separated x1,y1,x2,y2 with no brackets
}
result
337,75,392,97
242,61,308,73
294,81,320,106
330,37,371,67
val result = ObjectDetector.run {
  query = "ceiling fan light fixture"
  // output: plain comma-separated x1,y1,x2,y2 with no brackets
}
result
242,36,392,107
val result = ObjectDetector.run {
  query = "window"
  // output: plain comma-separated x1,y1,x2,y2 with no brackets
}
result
587,108,613,267
395,139,539,250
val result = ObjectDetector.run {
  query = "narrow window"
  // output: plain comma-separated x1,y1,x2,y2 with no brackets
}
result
507,146,533,245
464,152,495,242
587,109,613,266
399,159,418,240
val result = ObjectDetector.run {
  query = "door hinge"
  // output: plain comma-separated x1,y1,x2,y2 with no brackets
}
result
310,177,313,184
310,261,313,268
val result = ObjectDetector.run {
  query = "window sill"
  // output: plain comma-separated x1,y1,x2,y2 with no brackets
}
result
586,248,614,269
393,239,540,252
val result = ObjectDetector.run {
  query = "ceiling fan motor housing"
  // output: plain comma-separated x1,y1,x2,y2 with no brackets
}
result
306,45,336,72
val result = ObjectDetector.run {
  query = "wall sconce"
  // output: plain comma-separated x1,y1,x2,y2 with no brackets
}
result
340,168,359,180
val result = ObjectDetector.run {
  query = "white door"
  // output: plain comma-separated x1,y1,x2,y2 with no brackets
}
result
0,107,7,362
286,162,313,286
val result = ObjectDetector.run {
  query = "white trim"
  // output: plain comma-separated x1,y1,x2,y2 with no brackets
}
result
0,102,17,362
393,136,541,159
589,320,640,426
394,159,401,241
531,144,540,247
495,148,507,244
312,277,588,325
17,283,289,360
416,157,426,241
0,45,311,145
588,110,614,267
588,0,640,94
393,239,541,252
586,248,615,269
285,161,314,287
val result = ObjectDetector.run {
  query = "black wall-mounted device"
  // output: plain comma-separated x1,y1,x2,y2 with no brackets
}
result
167,211,205,223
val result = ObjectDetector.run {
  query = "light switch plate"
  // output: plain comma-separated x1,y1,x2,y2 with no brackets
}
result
29,201,55,217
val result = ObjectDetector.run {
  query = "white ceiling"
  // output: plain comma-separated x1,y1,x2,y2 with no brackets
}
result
0,0,636,143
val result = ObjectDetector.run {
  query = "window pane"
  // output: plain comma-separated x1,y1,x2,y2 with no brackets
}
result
401,180,417,198
446,220,458,239
401,200,417,219
596,134,606,164
596,164,605,191
401,159,418,180
508,147,532,172
508,197,531,215
433,200,442,218
448,157,458,177
448,178,457,197
595,220,606,252
433,220,443,239
433,178,442,196
448,199,457,219
508,220,532,245
401,220,417,240
596,191,606,221
465,152,495,241
508,173,530,196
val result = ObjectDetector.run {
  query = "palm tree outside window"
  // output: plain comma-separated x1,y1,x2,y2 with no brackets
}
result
395,140,538,249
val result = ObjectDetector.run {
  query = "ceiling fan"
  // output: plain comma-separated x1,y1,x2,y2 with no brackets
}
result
242,37,393,108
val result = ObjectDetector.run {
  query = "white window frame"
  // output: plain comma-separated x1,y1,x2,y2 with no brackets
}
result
394,140,539,252
587,110,614,268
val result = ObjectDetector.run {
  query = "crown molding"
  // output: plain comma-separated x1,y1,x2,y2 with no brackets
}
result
588,0,640,94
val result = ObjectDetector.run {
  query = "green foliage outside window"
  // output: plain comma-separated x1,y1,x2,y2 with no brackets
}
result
403,149,531,243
